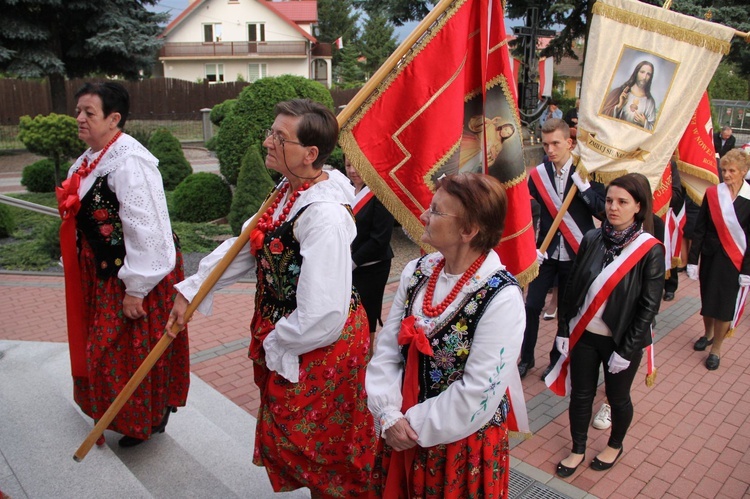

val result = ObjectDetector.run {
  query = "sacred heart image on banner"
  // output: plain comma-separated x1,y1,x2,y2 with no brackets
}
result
599,46,678,133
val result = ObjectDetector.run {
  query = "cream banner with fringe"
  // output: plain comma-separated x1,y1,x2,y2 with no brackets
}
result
576,0,734,193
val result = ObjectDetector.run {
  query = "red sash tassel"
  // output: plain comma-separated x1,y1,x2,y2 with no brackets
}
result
56,175,88,377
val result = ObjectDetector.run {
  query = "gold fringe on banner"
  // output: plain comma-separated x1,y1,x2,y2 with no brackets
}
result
513,262,539,288
645,368,658,387
671,256,682,268
593,2,732,55
726,327,735,339
509,430,533,440
654,203,669,218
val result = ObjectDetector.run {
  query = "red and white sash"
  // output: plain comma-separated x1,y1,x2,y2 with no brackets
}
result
545,233,660,396
352,186,374,215
706,183,750,332
529,165,584,253
662,202,686,269
706,183,747,272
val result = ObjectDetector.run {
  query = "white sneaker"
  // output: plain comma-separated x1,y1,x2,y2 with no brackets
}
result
543,308,557,320
592,403,611,430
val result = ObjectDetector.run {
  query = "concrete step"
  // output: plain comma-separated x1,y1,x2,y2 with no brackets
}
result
0,341,308,499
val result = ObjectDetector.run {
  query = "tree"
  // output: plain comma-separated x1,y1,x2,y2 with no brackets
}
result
709,61,749,101
317,0,360,66
335,43,366,87
358,0,750,81
0,0,168,114
17,113,86,186
229,146,276,235
358,9,399,78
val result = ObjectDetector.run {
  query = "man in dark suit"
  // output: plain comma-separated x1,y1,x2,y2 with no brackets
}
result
520,118,605,379
714,126,735,160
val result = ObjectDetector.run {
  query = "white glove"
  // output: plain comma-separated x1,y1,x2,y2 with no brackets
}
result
740,274,750,287
571,171,591,192
536,249,547,266
686,264,699,281
555,336,569,356
608,351,631,374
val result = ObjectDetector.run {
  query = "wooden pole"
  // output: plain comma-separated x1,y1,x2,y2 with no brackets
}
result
73,183,282,462
538,184,579,255
336,0,457,127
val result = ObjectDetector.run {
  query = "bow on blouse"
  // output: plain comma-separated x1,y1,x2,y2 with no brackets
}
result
397,315,434,412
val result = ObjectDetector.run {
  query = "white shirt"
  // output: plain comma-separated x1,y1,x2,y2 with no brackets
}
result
366,251,526,447
69,133,176,298
550,156,573,262
175,169,356,382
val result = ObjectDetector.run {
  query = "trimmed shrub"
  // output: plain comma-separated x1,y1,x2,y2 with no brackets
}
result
0,204,16,238
210,99,238,126
18,113,86,186
21,159,62,193
327,146,345,174
148,129,192,190
157,150,193,191
126,126,152,147
229,146,276,235
171,172,232,223
215,75,334,186
38,219,62,259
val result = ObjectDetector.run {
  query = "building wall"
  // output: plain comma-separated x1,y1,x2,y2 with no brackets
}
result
166,0,305,44
161,59,310,83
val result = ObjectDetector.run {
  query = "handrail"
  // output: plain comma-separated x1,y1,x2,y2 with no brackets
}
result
0,194,59,217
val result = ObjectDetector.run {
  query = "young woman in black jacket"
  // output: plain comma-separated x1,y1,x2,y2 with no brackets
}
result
548,173,665,477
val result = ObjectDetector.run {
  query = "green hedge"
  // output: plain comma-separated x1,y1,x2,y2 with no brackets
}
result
171,172,232,223
21,159,62,193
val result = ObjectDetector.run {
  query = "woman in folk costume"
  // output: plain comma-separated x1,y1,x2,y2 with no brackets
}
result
366,173,529,498
345,155,395,348
167,100,376,497
687,149,750,371
57,82,190,447
549,173,664,477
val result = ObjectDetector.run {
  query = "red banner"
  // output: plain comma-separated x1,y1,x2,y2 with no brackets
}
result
339,0,537,285
675,92,719,204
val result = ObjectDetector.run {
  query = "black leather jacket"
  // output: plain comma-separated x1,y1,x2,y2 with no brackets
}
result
559,229,665,361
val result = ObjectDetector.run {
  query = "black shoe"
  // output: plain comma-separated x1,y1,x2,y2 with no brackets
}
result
591,447,624,471
676,266,687,273
118,435,147,448
541,364,554,380
518,360,535,379
556,454,584,478
663,291,675,301
705,354,720,370
694,336,713,351
153,406,176,434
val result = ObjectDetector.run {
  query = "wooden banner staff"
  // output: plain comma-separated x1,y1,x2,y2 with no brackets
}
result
538,184,579,255
73,180,284,462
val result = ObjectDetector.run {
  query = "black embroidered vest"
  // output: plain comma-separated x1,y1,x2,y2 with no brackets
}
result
252,204,361,329
402,256,519,426
77,176,126,279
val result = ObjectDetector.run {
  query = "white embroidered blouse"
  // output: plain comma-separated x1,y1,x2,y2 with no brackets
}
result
365,251,526,448
175,168,357,382
68,133,176,298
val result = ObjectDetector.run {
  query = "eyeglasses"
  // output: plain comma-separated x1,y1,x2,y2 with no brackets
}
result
424,207,459,218
264,129,305,148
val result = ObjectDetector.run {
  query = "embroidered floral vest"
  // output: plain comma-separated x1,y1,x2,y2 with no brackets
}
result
77,176,126,279
250,205,361,340
402,256,519,426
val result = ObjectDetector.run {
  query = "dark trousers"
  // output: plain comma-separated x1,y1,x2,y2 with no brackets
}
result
521,258,573,365
353,259,391,333
568,331,642,453
664,266,679,294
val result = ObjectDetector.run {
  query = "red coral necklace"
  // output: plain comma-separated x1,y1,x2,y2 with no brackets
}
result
256,181,311,233
76,130,122,178
422,253,487,318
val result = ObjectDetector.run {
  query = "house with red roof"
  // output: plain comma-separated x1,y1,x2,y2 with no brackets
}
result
158,0,331,86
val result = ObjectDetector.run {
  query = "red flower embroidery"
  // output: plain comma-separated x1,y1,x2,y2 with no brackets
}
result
92,209,109,221
100,224,114,237
269,238,284,255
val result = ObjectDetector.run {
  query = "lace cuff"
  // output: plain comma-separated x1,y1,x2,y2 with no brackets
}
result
264,332,300,382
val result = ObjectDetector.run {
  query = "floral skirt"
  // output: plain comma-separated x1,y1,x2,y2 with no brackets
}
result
250,297,376,497
374,423,510,499
73,238,190,439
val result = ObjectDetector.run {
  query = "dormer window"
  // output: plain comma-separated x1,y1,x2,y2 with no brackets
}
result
204,23,223,43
